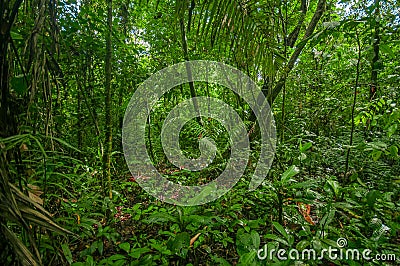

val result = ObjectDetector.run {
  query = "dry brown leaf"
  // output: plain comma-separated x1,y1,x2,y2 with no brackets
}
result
73,213,80,224
297,202,315,226
20,143,28,151
28,191,43,205
27,184,44,205
190,233,201,247
28,184,43,196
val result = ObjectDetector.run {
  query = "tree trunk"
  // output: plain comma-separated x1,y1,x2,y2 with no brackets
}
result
0,33,10,137
179,5,202,125
103,0,113,199
370,0,380,101
0,0,23,138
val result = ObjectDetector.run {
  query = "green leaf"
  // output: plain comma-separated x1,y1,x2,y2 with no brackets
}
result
97,241,104,256
365,141,387,153
312,238,322,251
281,165,300,183
380,44,395,59
187,182,218,205
118,242,130,253
298,152,307,161
11,75,29,95
371,150,382,161
296,240,310,250
107,254,126,261
287,180,315,189
366,190,379,207
250,231,260,249
264,234,289,246
51,136,82,153
129,247,151,259
145,212,178,224
300,142,312,152
86,255,95,266
389,145,398,157
11,31,23,40
167,232,190,258
236,230,260,259
387,124,398,137
238,250,257,265
319,209,336,227
272,222,288,240
321,239,340,248
357,177,367,187
322,21,341,29
326,179,340,197
61,244,73,264
211,255,231,266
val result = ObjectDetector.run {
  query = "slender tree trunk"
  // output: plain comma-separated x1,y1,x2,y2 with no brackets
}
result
0,33,10,137
103,0,113,199
82,55,102,149
77,73,83,152
370,0,380,101
179,9,202,125
280,0,289,142
344,30,361,185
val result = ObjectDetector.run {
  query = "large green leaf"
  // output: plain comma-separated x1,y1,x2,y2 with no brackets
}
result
380,44,395,59
281,165,300,183
11,75,29,95
144,212,179,224
167,232,190,258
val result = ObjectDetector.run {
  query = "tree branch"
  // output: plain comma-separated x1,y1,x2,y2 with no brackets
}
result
286,0,307,48
269,0,326,104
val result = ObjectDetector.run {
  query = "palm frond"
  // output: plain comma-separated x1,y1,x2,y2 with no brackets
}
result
1,225,39,266
193,0,280,76
0,154,74,265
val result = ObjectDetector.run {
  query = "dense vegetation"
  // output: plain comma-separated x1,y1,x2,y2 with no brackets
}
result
0,0,399,265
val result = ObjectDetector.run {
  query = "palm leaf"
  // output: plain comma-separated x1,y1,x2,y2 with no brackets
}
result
1,225,39,266
1,155,74,265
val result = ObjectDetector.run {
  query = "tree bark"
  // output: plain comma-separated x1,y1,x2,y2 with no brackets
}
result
0,0,23,137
